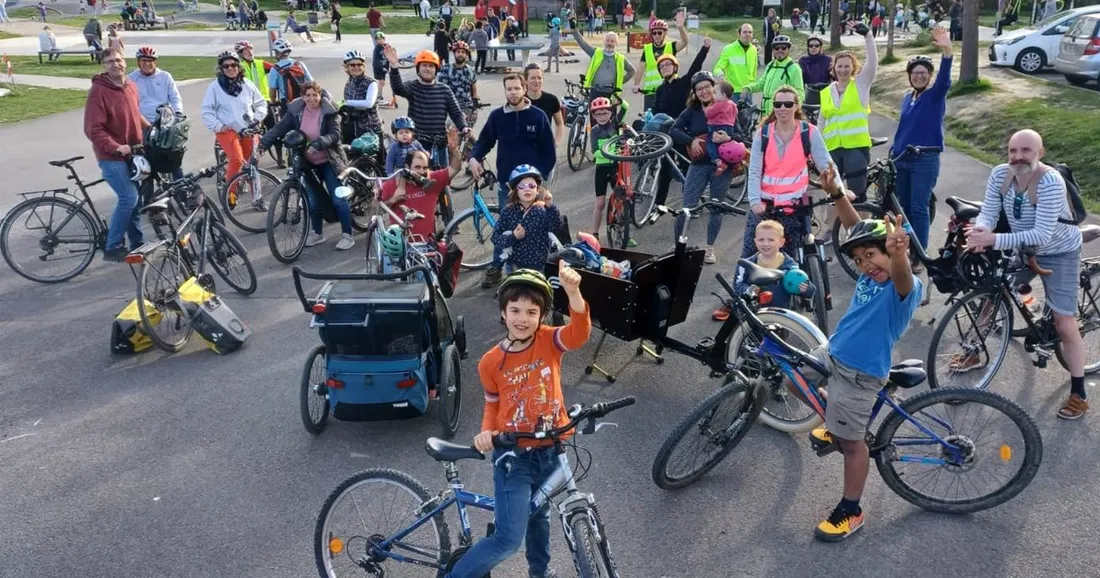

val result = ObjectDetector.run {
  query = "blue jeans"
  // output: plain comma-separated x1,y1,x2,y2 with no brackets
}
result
674,163,733,246
706,124,736,164
446,447,557,578
491,181,510,269
894,152,940,250
305,162,352,235
99,160,144,251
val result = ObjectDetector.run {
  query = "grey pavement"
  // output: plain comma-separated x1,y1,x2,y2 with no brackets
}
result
1,34,1099,578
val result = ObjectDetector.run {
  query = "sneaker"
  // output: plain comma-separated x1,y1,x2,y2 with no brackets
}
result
251,198,267,212
1057,394,1089,420
227,189,238,209
335,233,355,251
626,238,638,248
480,267,502,288
712,304,732,321
948,350,985,373
102,246,127,262
530,570,559,578
814,507,865,542
305,231,326,247
704,248,716,264
809,426,835,452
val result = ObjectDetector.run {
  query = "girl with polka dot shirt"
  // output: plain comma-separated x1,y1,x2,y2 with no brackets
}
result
491,165,562,273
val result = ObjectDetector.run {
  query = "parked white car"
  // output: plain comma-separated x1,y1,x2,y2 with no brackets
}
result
1054,14,1100,86
988,5,1100,73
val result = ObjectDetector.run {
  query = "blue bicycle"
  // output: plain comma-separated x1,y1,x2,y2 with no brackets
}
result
652,262,1043,514
313,397,635,578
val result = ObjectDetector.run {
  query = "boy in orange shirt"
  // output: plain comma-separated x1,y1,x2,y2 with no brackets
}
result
445,261,590,578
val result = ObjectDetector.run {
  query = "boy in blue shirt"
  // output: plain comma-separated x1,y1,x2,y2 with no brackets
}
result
802,167,922,542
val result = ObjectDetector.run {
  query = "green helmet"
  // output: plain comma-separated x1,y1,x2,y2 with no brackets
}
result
497,268,554,310
840,218,889,256
380,224,405,259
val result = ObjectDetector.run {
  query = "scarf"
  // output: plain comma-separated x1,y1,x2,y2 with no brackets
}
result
218,72,244,97
343,73,372,101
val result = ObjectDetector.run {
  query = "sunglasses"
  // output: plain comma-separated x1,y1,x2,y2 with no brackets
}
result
347,62,365,67
222,63,239,69
773,101,797,109
516,182,539,191
808,43,822,48
1014,193,1024,220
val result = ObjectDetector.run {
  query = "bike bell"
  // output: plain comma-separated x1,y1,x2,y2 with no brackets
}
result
782,269,809,295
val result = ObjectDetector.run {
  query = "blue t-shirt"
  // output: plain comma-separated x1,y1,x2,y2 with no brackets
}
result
828,274,922,379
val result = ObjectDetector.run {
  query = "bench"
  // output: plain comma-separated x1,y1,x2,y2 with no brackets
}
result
38,50,100,64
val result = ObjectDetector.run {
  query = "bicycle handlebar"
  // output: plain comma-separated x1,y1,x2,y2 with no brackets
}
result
654,200,747,220
157,165,220,195
491,397,636,449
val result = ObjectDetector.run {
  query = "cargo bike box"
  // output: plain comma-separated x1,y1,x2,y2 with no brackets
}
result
292,265,467,438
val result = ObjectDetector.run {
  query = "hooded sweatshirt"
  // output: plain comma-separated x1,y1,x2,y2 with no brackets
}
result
83,73,144,162
127,68,184,123
200,76,268,134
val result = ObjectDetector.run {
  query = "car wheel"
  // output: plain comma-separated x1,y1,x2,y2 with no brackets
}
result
1015,48,1045,74
1066,74,1090,86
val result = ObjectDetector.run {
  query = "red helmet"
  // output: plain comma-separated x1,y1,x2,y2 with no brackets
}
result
450,40,471,55
414,49,441,69
135,46,157,60
234,40,253,53
649,19,668,32
590,97,613,111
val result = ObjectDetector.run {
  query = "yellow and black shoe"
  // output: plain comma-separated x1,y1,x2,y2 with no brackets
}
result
814,508,865,543
809,426,838,455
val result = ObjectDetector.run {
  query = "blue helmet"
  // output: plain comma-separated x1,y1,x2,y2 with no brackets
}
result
551,16,561,27
508,164,543,188
391,116,415,134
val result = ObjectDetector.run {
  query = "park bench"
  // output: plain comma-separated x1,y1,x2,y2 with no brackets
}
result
38,49,100,64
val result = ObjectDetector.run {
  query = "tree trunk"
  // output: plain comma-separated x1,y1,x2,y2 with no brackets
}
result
960,0,980,83
830,0,842,50
886,1,896,59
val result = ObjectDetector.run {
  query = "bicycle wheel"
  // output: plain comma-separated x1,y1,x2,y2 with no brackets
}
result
567,117,588,172
441,205,500,270
726,174,749,206
266,180,310,264
214,141,228,193
599,131,673,162
651,372,763,490
221,168,282,234
301,344,330,434
314,469,451,578
567,510,614,578
874,387,1042,514
831,203,885,281
1,197,98,283
605,196,631,250
449,166,477,192
137,246,196,353
805,255,829,332
1057,263,1100,374
205,219,257,295
631,158,661,228
363,221,385,274
726,311,827,433
436,345,462,439
927,289,1014,391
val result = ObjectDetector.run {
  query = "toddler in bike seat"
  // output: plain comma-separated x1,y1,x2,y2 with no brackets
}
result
705,81,739,176
446,262,591,578
385,116,427,175
492,165,562,272
713,219,815,321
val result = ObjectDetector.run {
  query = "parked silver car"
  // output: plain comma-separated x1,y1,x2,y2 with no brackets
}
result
1054,14,1100,86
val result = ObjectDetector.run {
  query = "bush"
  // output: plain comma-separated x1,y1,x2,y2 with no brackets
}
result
906,31,931,47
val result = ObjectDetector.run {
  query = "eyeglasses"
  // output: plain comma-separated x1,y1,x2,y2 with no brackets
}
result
222,63,239,69
773,101,797,109
774,46,789,51
516,182,539,190
808,43,822,48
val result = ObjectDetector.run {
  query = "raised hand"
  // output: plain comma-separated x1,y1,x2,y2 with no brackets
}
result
513,223,526,240
383,43,399,66
447,126,460,149
675,10,685,26
559,258,581,294
884,213,910,257
819,165,841,197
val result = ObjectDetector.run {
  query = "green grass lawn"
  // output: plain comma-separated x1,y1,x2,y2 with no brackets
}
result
7,55,218,80
0,86,88,124
340,14,434,35
0,30,20,40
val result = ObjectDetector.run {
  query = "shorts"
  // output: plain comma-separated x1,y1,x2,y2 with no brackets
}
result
373,66,387,80
594,163,616,197
1014,248,1081,317
802,344,886,442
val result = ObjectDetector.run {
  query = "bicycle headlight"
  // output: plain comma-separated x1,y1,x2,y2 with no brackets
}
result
333,185,354,200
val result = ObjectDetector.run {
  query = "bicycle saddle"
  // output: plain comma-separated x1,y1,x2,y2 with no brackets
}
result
870,137,889,147
1080,224,1100,244
425,437,485,463
49,156,84,167
945,196,981,220
888,359,926,389
139,198,171,215
737,259,784,287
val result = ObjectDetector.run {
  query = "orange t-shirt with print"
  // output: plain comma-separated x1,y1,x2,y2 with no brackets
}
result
478,304,592,448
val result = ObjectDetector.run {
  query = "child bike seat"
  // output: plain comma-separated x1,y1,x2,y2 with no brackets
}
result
737,259,784,288
425,437,485,462
889,359,926,389
945,196,981,220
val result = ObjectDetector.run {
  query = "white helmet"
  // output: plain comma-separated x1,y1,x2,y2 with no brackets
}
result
343,49,366,64
272,38,292,54
130,155,151,183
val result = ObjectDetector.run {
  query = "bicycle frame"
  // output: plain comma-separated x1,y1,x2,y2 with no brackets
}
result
20,164,110,240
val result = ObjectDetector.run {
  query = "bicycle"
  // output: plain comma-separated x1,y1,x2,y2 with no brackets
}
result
333,166,433,276
758,195,836,332
124,166,257,352
1,156,112,283
219,123,283,234
563,77,592,172
214,109,284,191
313,397,635,578
600,115,686,229
652,267,1044,516
448,101,493,192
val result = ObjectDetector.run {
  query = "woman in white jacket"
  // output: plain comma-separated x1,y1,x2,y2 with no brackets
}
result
202,50,267,210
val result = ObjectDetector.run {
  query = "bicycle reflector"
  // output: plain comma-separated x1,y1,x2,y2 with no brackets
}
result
1000,444,1012,462
325,377,345,390
311,302,327,314
124,253,144,265
333,185,354,200
758,291,774,305
397,374,417,388
328,537,344,555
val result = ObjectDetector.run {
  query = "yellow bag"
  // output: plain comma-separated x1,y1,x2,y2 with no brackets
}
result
110,299,161,354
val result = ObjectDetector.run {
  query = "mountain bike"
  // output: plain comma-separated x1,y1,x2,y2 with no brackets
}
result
563,78,592,172
219,124,283,234
652,266,1044,516
313,397,635,578
447,101,493,192
1,156,110,283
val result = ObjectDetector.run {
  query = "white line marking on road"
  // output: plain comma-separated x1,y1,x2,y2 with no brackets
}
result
0,433,37,444
351,452,371,458
33,419,42,427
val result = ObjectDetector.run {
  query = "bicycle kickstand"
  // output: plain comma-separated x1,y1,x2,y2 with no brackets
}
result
634,340,663,364
584,330,618,384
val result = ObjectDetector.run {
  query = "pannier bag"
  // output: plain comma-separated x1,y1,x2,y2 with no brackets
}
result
110,299,160,354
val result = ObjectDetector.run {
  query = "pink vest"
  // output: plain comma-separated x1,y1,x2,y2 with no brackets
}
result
759,122,810,206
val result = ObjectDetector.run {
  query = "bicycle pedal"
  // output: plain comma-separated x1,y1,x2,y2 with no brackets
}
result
810,437,839,457
696,337,715,351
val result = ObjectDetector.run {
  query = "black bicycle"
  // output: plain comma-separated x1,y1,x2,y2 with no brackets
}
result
758,196,836,332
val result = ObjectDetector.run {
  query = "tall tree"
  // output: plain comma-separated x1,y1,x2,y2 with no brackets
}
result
830,0,842,49
960,0,980,83
886,0,897,60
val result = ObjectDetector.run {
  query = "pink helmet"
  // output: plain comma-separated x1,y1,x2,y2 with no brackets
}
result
718,141,747,165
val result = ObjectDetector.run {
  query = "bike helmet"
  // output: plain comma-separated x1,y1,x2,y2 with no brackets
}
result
380,224,406,259
271,38,292,54
508,164,543,188
906,55,935,75
655,53,679,70
129,155,151,182
414,49,440,69
782,268,809,295
691,70,716,90
590,97,613,112
283,129,307,149
450,40,470,55
839,218,889,256
649,18,668,31
375,32,386,41
391,116,416,134
216,50,240,65
234,40,253,53
350,132,380,155
718,140,747,165
135,46,157,60
551,16,561,27
497,268,554,311
772,35,792,48
343,49,366,64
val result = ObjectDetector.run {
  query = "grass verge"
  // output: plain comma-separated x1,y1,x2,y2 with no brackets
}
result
0,30,20,40
6,55,217,80
0,86,88,124
946,77,993,97
340,14,435,35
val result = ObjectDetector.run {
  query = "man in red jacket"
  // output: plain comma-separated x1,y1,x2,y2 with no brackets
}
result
83,48,150,262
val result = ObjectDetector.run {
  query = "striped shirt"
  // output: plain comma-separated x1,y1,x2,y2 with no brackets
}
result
388,68,467,140
976,164,1082,255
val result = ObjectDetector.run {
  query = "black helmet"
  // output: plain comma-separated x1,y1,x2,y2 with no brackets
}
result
690,71,716,90
906,55,935,75
283,129,307,149
840,219,889,256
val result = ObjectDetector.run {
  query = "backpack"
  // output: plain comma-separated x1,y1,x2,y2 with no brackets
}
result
275,60,308,102
759,121,812,175
998,162,1087,225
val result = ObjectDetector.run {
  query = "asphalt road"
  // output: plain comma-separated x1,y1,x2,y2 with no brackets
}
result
2,38,1100,578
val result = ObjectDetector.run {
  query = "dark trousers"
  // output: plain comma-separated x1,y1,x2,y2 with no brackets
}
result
475,49,487,72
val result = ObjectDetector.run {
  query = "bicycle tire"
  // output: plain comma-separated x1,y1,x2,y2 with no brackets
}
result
927,288,1014,391
220,168,282,234
347,156,382,232
805,256,829,332
137,246,195,353
726,175,749,206
631,158,660,228
363,221,384,274
651,372,762,490
314,468,451,578
1057,265,1100,374
874,387,1043,514
599,131,673,162
441,204,500,270
831,203,885,281
436,345,462,440
206,219,258,295
449,166,477,191
300,344,330,434
606,195,631,250
568,511,612,578
567,118,587,172
214,142,228,193
266,180,310,264
0,197,98,284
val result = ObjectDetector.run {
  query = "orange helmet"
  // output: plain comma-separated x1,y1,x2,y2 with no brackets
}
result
590,97,613,111
656,53,679,69
414,49,440,69
649,19,668,31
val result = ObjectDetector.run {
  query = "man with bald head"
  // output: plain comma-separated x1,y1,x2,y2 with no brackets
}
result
713,23,758,93
966,129,1088,419
573,30,636,105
